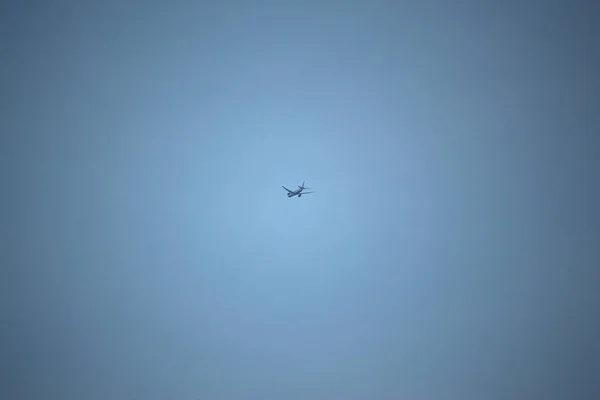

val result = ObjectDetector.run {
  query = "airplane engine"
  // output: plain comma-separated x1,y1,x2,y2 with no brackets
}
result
298,194,302,197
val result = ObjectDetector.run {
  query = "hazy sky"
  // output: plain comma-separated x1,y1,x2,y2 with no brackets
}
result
1,1,599,399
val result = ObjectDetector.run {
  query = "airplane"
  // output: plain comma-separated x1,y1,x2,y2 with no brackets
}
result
282,181,315,198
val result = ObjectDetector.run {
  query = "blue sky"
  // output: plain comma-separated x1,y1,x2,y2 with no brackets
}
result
1,1,599,399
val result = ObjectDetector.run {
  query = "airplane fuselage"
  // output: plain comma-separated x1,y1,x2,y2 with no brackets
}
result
287,188,303,197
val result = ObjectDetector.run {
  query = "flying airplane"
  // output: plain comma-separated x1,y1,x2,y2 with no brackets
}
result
282,181,315,198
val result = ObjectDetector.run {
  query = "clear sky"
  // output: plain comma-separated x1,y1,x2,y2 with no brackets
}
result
1,1,599,399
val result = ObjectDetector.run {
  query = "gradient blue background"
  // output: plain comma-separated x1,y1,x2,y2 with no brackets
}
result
2,1,599,399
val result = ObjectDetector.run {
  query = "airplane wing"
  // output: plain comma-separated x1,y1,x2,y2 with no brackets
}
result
282,186,293,193
301,191,315,194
